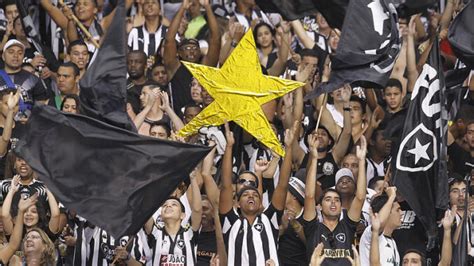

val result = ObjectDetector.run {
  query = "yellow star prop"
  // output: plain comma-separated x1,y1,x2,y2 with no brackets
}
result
177,30,304,156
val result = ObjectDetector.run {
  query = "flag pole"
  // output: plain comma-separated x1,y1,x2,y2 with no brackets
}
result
58,0,100,48
315,93,327,131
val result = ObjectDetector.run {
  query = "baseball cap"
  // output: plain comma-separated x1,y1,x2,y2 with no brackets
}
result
3,39,25,53
288,177,305,206
178,38,200,49
335,168,355,185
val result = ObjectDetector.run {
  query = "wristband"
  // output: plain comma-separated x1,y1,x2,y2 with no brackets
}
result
231,40,238,48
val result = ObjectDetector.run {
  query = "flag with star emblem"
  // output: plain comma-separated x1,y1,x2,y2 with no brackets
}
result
392,39,449,247
305,0,401,98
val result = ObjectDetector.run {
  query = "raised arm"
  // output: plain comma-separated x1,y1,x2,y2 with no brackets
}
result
348,135,367,222
163,0,189,78
219,122,235,214
267,22,291,77
439,207,455,266
1,176,21,235
304,133,319,221
201,142,219,206
159,91,184,131
290,20,315,49
331,86,352,164
200,0,220,67
0,91,19,157
369,209,381,266
46,188,61,234
40,0,68,30
0,194,38,264
271,122,296,210
406,16,418,93
374,187,397,231
190,172,203,231
253,159,269,197
219,20,244,65
133,91,155,130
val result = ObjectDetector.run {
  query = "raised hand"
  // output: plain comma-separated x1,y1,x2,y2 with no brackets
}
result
254,159,270,173
370,208,381,233
159,91,171,112
308,133,320,158
296,63,314,83
284,121,298,147
224,122,235,147
18,193,38,212
385,186,397,199
10,175,21,192
356,135,367,161
310,243,326,266
441,206,455,230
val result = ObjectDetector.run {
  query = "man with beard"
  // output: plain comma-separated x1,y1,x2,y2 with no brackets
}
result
150,62,169,91
126,50,148,115
163,0,220,117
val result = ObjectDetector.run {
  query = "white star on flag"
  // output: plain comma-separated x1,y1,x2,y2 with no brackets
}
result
407,139,431,164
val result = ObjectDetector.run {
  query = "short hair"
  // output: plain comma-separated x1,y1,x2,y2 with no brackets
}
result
128,50,147,61
384,78,403,92
319,188,341,204
59,62,80,77
149,121,171,137
368,176,385,190
349,95,367,114
164,196,185,213
403,249,426,266
299,48,320,59
370,192,389,213
151,61,166,69
238,170,260,188
67,40,88,54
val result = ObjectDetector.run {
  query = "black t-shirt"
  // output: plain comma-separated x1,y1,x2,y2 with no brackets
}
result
392,201,427,257
196,230,217,266
302,210,358,266
0,69,49,102
170,64,194,117
448,142,473,176
300,153,338,190
126,80,146,115
278,214,307,265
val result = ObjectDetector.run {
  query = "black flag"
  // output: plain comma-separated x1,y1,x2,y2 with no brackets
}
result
79,0,135,131
448,0,474,69
14,106,211,238
392,40,448,248
305,0,400,99
255,0,348,30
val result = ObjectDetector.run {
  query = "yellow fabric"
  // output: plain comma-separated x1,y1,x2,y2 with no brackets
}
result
184,15,206,39
177,30,304,156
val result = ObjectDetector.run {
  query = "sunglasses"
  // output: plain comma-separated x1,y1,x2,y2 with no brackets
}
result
238,179,257,188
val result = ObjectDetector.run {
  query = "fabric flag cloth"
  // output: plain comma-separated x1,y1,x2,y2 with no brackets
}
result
448,0,474,69
15,0,59,71
305,0,401,99
14,105,211,239
392,40,449,249
255,0,348,30
79,0,136,131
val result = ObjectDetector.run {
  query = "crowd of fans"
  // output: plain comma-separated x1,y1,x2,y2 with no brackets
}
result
0,0,472,265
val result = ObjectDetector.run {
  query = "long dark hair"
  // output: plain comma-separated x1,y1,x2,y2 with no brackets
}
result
60,94,82,114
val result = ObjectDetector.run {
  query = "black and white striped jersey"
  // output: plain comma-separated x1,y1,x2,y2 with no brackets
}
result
221,204,283,266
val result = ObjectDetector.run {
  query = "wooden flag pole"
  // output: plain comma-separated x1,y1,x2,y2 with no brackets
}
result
58,0,100,48
315,93,327,132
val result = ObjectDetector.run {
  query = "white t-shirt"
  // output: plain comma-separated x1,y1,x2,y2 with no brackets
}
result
359,226,400,266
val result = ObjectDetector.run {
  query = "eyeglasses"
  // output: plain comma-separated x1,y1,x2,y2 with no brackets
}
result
238,179,257,188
